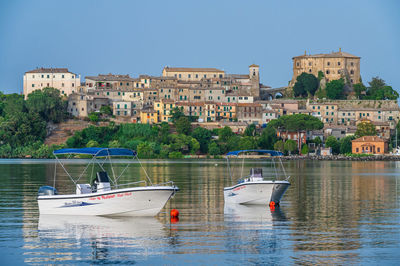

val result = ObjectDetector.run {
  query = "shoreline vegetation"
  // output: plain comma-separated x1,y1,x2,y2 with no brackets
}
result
1,87,400,161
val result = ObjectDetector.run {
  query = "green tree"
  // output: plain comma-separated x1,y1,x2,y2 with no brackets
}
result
293,72,319,97
258,126,278,150
158,122,170,144
26,87,67,123
175,116,191,135
218,126,234,142
168,151,184,159
353,83,367,99
137,142,155,158
244,124,257,137
284,139,297,155
313,136,322,146
238,136,257,150
301,144,309,155
108,140,120,148
170,107,185,123
355,121,377,137
86,140,99,147
269,114,324,132
339,135,355,154
191,127,212,153
325,136,340,154
317,71,324,81
274,140,284,152
208,141,221,155
88,112,100,122
100,105,112,115
325,79,345,99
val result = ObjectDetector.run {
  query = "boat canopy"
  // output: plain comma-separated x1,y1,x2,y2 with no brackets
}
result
53,148,136,157
226,149,283,157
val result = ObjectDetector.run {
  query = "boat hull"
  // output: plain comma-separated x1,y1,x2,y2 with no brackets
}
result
224,181,290,205
38,186,177,216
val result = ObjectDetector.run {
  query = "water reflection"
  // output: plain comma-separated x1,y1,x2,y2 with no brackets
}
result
0,159,399,264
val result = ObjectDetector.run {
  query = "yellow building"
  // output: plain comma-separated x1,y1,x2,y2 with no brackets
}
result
140,109,158,124
291,48,361,85
162,67,225,81
154,99,175,122
216,102,237,121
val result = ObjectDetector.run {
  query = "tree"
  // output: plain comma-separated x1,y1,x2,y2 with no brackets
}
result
158,122,170,144
355,121,377,137
191,127,212,153
325,136,340,154
293,73,319,97
26,87,67,123
325,79,345,99
88,112,100,122
339,135,355,154
108,140,120,148
269,114,324,132
238,136,257,150
313,136,322,146
170,107,185,123
86,140,99,148
218,126,234,142
317,71,324,81
274,140,284,152
301,144,309,155
258,126,278,150
100,105,112,115
244,124,257,137
353,83,367,99
175,116,191,135
284,139,297,155
208,142,221,155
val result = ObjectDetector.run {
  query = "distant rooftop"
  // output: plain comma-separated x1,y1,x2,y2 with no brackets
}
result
26,67,75,74
293,48,360,59
85,74,136,82
163,67,224,73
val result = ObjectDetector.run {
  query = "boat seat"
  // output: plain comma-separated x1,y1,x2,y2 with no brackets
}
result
76,184,92,194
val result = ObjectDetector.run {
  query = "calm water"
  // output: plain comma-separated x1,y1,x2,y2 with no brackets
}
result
0,159,399,265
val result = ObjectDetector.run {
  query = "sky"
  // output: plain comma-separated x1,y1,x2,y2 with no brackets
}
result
0,0,399,94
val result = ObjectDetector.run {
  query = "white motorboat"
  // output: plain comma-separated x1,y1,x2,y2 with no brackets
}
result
223,150,290,205
37,148,179,216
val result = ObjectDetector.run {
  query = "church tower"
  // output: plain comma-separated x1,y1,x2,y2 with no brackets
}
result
249,64,260,97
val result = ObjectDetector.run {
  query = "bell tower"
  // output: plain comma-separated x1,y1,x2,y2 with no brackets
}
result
249,64,260,98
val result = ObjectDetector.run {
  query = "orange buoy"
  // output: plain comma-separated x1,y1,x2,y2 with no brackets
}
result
170,209,179,218
269,201,276,208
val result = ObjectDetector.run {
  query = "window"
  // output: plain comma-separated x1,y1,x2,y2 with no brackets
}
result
41,75,44,78
219,74,223,78
124,111,127,116
179,74,181,78
331,112,334,115
62,83,64,87
338,62,341,66
47,75,50,78
117,104,120,108
32,75,35,78
326,112,329,115
195,74,198,78
72,75,75,79
308,62,312,66
351,62,354,66
326,70,330,74
124,104,127,109
377,147,380,153
309,69,312,73
350,70,354,75
332,106,334,109
296,62,299,67
204,74,206,78
120,82,123,86
327,62,330,66
118,92,121,95
72,83,74,87
62,75,64,78
326,106,329,110
117,111,120,115
188,74,191,78
32,84,35,87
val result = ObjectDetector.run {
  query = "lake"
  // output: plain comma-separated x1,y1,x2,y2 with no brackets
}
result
0,159,399,265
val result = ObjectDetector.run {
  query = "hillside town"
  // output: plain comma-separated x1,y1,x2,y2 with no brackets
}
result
21,49,400,155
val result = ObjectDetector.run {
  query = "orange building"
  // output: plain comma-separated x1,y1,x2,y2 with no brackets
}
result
352,136,388,154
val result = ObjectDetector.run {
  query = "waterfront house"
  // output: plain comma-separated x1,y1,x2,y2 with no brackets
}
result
352,136,388,154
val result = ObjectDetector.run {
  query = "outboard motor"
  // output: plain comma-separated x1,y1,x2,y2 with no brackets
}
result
38,186,58,196
92,171,111,192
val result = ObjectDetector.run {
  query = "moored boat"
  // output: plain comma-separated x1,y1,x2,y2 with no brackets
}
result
37,148,179,216
223,150,290,205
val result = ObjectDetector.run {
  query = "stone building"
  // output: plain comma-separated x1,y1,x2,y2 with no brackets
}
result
291,49,361,85
162,67,225,81
85,74,135,90
236,103,263,124
23,67,81,97
68,93,109,117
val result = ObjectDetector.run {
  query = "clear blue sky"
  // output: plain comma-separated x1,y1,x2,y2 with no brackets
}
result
0,0,399,94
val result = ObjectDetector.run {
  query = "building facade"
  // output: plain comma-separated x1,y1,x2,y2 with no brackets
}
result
24,68,81,97
291,49,361,85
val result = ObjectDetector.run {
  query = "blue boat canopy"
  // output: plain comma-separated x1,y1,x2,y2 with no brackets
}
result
53,148,136,157
226,149,283,157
